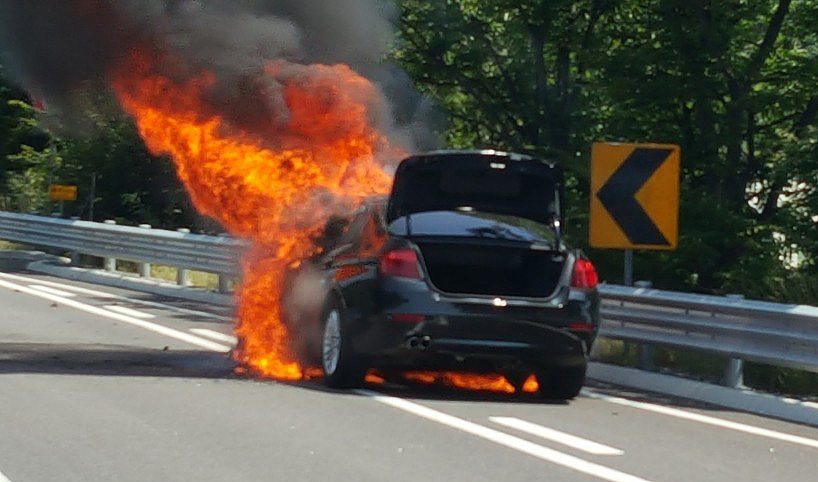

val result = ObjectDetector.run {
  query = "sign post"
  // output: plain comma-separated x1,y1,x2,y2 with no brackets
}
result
623,249,634,286
590,142,680,370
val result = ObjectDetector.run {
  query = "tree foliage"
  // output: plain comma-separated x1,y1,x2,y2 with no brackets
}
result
395,0,818,299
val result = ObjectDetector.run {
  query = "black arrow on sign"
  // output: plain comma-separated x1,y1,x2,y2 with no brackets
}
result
596,148,672,245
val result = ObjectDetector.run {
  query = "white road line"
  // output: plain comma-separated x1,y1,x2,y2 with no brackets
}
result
190,328,238,345
104,305,157,319
489,417,624,456
358,390,653,482
0,278,231,353
583,389,818,450
29,284,76,297
0,272,232,321
0,468,13,482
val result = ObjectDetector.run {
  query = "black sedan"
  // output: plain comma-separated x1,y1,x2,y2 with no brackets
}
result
282,150,600,399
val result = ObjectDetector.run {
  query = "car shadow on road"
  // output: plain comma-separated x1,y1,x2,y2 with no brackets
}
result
0,342,238,379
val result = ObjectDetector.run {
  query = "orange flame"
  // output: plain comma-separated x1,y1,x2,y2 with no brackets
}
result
521,374,540,393
110,51,392,379
403,371,519,394
364,370,386,385
445,372,516,394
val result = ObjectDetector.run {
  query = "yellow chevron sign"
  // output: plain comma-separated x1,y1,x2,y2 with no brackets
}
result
590,142,680,250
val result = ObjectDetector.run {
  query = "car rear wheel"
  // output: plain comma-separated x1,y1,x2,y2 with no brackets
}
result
321,301,365,388
536,365,586,400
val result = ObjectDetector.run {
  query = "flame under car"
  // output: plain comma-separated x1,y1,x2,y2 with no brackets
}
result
282,150,600,399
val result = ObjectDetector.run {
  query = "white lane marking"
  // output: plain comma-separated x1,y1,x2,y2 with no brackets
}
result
358,390,653,482
0,278,230,353
190,328,238,345
0,468,14,482
0,272,232,321
104,305,156,319
489,417,624,456
29,284,76,297
583,389,818,450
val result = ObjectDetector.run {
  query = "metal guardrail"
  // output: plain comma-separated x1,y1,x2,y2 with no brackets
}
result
0,212,246,280
1,211,817,386
598,284,818,386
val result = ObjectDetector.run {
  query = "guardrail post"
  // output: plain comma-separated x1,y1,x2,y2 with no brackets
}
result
722,294,745,388
68,217,81,265
723,358,744,388
103,220,117,271
218,275,231,294
633,280,656,370
637,345,655,371
176,228,191,286
137,224,152,278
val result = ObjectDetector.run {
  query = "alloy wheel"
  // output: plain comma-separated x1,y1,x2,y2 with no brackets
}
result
322,309,342,375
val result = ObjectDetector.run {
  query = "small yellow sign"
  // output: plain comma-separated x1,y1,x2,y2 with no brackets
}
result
590,142,680,250
48,184,78,202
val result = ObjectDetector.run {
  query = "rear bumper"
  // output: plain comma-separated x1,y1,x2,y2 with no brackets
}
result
349,281,598,371
356,316,588,370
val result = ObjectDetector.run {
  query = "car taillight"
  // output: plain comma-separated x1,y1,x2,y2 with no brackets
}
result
571,259,598,289
378,248,421,279
568,321,594,333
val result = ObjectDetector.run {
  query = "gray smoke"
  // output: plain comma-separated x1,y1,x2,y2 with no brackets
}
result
0,0,439,150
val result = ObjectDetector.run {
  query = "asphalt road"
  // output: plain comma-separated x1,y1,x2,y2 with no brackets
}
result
1,269,817,482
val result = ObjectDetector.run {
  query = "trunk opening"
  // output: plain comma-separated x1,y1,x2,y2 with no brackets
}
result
416,241,566,298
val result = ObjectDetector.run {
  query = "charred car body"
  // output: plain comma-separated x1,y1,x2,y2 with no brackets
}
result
283,150,600,399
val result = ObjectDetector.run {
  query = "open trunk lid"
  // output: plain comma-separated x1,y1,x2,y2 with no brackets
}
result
386,151,563,227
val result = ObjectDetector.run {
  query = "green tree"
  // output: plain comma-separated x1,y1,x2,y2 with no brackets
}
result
394,0,610,165
0,67,53,212
598,0,817,294
56,106,196,228
395,0,818,298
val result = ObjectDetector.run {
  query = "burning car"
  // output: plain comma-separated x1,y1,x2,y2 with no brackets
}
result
282,150,600,399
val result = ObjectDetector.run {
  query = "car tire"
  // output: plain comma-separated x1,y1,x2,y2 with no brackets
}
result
536,364,586,400
320,299,365,389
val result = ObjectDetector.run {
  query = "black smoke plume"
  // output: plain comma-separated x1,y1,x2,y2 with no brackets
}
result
0,0,438,150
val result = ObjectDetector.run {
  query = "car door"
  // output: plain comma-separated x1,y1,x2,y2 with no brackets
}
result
329,204,389,322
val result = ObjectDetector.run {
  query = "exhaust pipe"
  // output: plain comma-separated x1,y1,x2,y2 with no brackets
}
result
405,336,432,350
